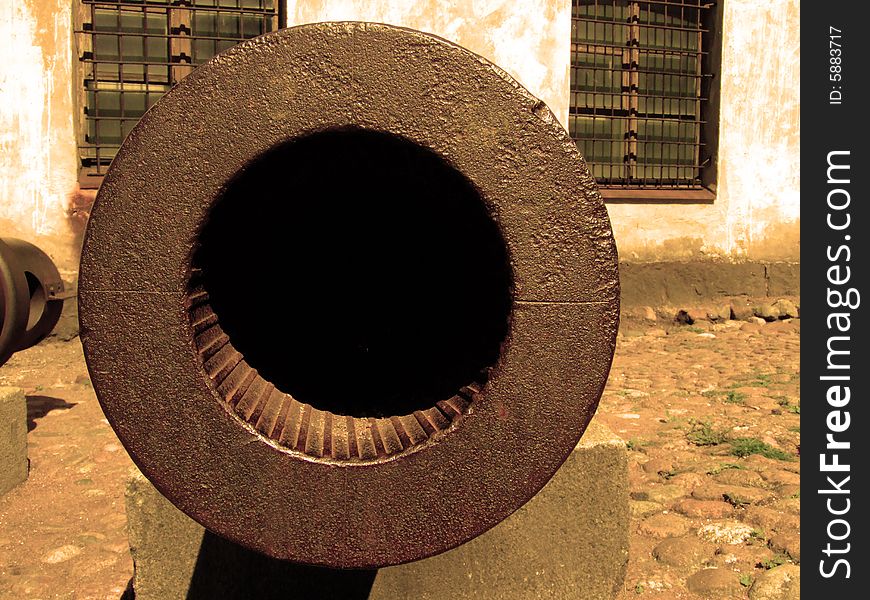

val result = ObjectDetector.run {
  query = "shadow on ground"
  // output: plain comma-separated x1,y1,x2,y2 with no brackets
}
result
191,533,377,599
120,532,378,599
26,395,76,431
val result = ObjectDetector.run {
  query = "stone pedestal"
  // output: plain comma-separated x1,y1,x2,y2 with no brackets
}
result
0,387,28,495
126,419,629,600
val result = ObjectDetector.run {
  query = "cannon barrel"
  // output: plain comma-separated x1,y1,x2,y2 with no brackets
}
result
0,238,66,367
79,22,619,569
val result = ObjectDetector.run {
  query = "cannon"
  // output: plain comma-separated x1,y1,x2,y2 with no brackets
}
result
0,238,66,368
79,22,619,569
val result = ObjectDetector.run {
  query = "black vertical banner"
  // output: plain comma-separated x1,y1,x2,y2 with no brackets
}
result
802,3,868,597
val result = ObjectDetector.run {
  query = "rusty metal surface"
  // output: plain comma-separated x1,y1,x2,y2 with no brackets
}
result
79,22,620,568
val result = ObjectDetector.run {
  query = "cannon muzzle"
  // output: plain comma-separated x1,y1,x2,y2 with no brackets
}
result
0,238,66,367
79,22,619,569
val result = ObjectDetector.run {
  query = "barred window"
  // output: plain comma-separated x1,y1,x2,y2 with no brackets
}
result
76,1,279,182
569,0,721,199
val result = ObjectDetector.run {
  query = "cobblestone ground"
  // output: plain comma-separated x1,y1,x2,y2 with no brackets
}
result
0,316,799,599
599,317,800,600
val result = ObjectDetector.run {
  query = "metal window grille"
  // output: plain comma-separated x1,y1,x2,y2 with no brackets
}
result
76,0,278,178
570,0,715,189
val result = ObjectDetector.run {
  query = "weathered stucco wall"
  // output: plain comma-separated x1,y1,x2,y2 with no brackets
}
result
0,1,799,276
608,0,800,262
284,0,572,127
0,0,79,274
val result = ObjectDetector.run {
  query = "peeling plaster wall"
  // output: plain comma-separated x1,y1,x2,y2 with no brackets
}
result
0,0,79,274
608,0,800,262
284,0,572,127
719,0,800,261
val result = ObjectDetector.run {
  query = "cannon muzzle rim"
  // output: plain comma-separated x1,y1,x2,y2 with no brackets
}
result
78,21,619,568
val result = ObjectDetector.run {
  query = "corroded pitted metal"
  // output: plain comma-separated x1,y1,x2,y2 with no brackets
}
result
79,22,619,569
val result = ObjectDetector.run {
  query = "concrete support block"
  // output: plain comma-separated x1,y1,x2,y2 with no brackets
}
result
126,419,629,600
0,387,28,495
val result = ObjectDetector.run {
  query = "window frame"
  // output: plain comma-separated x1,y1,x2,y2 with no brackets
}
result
569,0,724,202
75,0,282,188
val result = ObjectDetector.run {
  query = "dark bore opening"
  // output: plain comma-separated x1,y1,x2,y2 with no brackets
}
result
193,129,512,419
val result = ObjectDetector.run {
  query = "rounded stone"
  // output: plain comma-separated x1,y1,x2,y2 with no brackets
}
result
772,299,798,319
674,498,733,519
754,304,781,322
41,544,82,564
730,299,754,321
645,484,686,505
768,533,800,563
760,469,800,487
749,565,800,600
652,535,715,568
669,472,707,491
713,468,766,488
642,457,675,476
638,513,691,538
778,485,800,499
630,500,665,518
741,321,763,333
78,23,619,568
686,568,742,598
745,506,799,535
